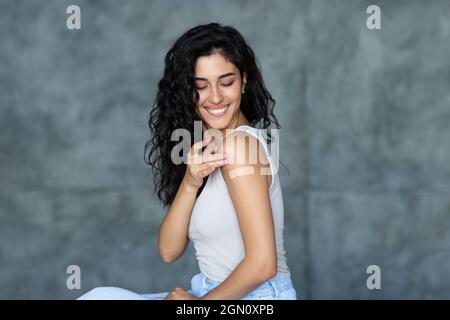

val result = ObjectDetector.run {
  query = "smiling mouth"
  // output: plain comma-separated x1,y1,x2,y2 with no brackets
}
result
204,104,229,117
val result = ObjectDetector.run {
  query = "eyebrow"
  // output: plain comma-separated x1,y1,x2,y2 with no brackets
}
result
194,72,236,81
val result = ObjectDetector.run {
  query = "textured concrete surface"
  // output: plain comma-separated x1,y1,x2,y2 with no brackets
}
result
0,0,449,299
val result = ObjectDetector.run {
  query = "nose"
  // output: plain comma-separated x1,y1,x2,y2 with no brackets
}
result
209,85,224,104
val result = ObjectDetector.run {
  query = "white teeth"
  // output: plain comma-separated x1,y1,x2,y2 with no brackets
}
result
205,105,229,116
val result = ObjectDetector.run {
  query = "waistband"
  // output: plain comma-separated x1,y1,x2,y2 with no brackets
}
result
201,272,294,295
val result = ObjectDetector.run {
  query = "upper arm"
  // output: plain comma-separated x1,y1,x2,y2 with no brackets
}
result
219,132,276,269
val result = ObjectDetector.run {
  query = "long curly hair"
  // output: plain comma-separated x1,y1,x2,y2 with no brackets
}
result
144,22,280,207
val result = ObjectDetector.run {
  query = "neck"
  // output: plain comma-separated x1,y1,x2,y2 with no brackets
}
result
220,111,250,136
201,111,250,137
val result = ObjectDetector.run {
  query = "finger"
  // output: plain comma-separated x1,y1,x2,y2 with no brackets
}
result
210,159,229,167
189,152,226,165
186,154,202,165
203,143,218,155
200,165,216,177
200,153,227,164
192,138,212,154
199,160,229,177
199,159,229,171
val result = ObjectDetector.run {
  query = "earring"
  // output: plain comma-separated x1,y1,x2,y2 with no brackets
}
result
241,87,245,94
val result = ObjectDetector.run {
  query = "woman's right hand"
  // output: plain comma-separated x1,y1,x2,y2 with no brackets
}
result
183,138,228,190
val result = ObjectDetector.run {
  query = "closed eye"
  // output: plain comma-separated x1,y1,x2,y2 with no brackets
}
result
196,82,234,90
221,81,234,87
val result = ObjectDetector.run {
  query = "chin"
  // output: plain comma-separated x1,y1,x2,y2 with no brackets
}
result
202,117,231,130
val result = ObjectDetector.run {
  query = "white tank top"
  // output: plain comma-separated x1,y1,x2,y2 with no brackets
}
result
188,125,290,282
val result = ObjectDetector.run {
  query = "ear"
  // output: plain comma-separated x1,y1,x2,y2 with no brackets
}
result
242,71,247,86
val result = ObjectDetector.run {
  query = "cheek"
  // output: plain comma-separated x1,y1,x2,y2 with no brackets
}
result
229,86,243,105
227,90,241,108
197,90,211,105
195,93,208,117
225,85,241,100
194,91,203,103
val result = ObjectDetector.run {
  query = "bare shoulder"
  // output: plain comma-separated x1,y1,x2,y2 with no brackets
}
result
218,131,272,186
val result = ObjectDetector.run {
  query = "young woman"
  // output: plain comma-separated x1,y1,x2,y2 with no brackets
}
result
78,23,297,300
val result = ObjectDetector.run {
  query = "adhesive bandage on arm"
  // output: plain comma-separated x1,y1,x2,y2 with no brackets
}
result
228,166,256,180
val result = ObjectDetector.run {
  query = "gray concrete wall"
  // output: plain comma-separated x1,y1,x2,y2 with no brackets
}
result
0,0,449,299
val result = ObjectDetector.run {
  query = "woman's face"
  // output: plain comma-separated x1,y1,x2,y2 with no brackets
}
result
194,53,246,130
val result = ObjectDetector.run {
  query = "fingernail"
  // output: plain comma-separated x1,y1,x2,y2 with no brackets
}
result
209,166,215,172
222,159,229,164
